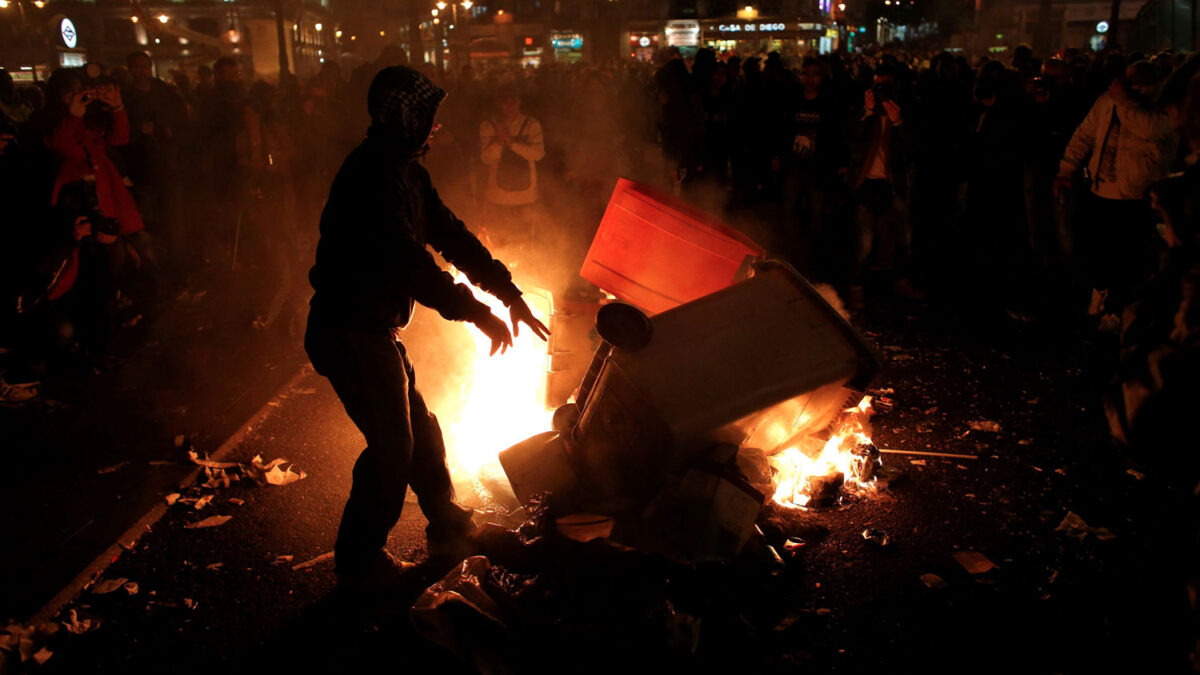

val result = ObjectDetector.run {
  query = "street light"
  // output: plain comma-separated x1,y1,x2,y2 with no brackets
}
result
461,0,472,9
157,14,169,24
315,22,323,31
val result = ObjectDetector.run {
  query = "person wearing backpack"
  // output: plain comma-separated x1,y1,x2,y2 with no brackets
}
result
480,86,545,244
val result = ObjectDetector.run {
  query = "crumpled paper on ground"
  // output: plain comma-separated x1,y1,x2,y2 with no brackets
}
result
0,621,59,667
248,455,306,486
1055,512,1117,541
952,551,998,574
185,515,232,529
89,577,129,595
186,451,305,487
61,609,101,635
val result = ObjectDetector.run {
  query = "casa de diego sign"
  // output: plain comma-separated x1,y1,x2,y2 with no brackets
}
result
712,22,789,33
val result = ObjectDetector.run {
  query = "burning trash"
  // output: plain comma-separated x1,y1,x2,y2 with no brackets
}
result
407,179,889,564
497,260,882,561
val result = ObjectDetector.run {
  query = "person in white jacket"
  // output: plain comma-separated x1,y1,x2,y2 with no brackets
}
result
1054,61,1177,315
480,88,545,206
479,86,546,248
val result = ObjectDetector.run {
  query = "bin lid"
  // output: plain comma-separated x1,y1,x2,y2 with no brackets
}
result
581,178,764,314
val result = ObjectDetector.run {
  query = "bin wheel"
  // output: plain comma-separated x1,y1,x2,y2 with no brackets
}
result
595,303,652,352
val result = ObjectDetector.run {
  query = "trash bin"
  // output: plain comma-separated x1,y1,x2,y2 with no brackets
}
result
572,264,880,507
581,178,764,315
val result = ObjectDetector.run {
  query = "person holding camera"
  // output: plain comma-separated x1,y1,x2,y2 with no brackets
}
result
35,68,144,366
845,63,922,309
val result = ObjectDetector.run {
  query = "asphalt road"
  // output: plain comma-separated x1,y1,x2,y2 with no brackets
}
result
0,267,309,624
21,303,1196,674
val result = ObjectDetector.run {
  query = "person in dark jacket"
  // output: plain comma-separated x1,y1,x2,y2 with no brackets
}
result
305,66,548,588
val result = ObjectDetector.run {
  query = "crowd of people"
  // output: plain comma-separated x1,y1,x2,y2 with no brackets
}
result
1,42,1199,471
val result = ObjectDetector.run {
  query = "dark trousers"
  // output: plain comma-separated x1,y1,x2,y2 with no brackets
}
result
1078,192,1157,306
304,311,472,568
852,178,911,283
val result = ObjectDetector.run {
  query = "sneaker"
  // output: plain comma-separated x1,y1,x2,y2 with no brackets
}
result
334,549,417,590
0,378,38,405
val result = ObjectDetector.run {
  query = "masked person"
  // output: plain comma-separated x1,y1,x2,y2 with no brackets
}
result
305,66,549,588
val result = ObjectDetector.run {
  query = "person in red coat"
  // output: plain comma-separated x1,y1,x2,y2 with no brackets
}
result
34,68,142,364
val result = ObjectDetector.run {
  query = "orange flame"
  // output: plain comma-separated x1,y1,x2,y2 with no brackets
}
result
768,396,878,508
440,272,554,501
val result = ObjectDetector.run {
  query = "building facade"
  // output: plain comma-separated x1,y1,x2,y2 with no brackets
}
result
0,0,337,82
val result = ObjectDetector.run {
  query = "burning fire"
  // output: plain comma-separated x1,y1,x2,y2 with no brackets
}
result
440,273,553,502
768,396,880,509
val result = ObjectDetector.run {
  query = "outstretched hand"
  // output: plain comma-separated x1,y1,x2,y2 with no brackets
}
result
509,298,550,341
472,311,513,356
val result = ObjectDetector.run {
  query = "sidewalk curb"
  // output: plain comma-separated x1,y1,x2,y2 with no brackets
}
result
27,365,315,626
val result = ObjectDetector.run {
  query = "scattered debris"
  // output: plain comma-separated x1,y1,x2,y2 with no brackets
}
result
122,581,139,596
774,614,801,632
272,555,294,566
191,495,213,511
183,598,197,610
919,573,948,589
783,537,807,553
968,420,1002,433
952,551,998,574
292,551,335,572
292,387,318,395
1055,512,1117,542
174,435,186,447
228,497,245,506
96,461,129,475
89,578,128,595
61,609,101,635
248,455,306,486
201,466,237,489
910,459,927,466
1126,469,1145,481
862,528,891,548
879,448,978,460
185,515,232,529
186,450,239,470
206,562,224,571
164,493,181,506
186,450,306,488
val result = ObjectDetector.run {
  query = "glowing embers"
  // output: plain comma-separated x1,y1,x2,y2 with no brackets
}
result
768,396,882,509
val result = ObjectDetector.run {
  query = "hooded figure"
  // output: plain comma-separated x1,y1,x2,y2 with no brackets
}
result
305,66,549,587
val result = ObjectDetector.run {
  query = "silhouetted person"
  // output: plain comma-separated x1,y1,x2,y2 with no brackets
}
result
305,67,549,588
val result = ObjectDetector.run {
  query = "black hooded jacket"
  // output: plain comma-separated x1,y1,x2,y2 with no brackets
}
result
308,73,522,330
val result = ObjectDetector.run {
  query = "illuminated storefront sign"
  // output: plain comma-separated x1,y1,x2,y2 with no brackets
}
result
60,18,79,49
665,20,701,46
714,22,788,32
551,32,583,49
